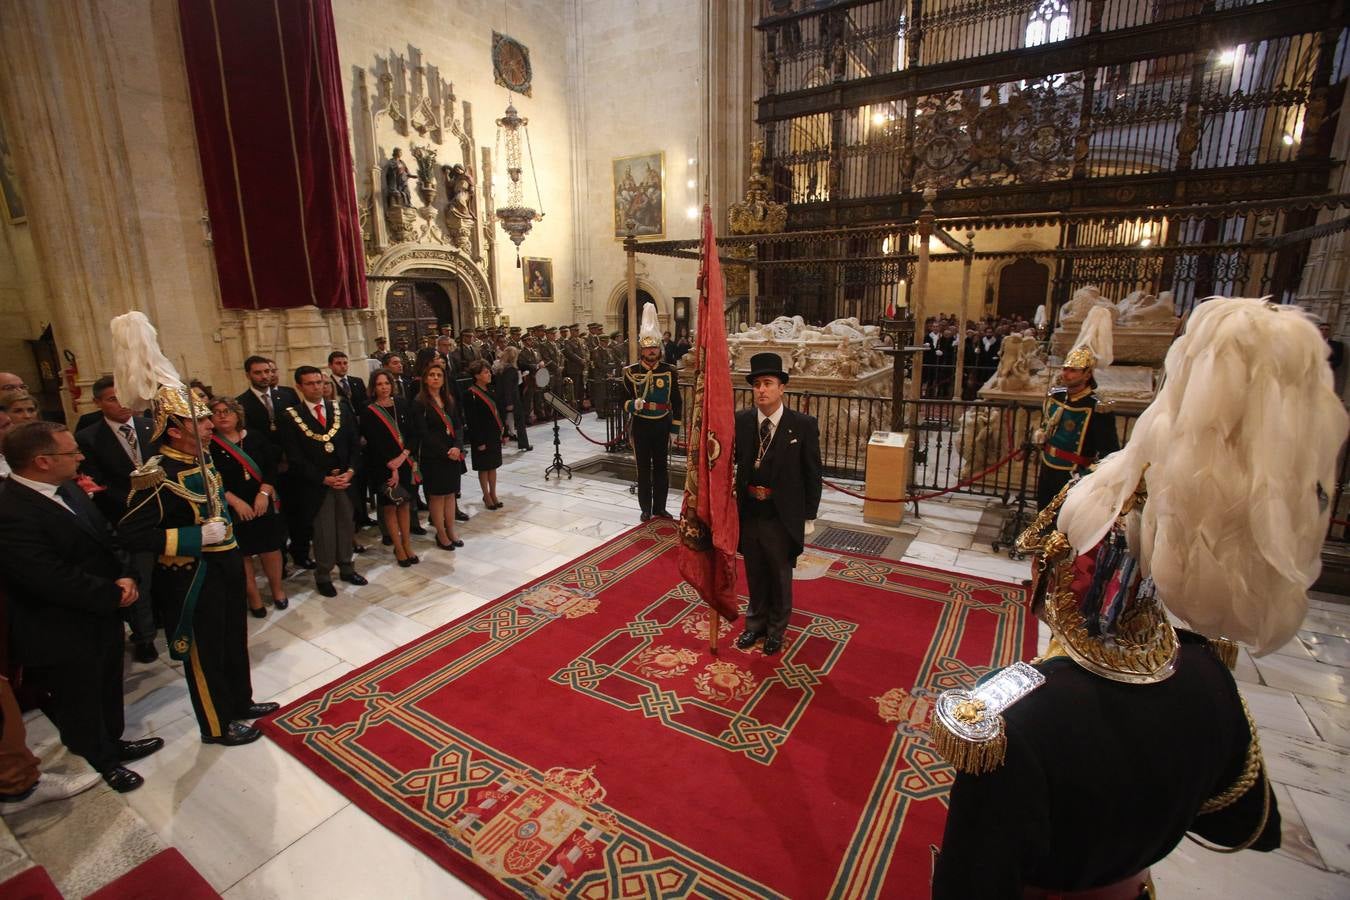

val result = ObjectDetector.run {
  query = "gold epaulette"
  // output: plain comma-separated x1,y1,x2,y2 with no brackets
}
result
927,662,1046,775
130,456,166,492
1207,637,1239,670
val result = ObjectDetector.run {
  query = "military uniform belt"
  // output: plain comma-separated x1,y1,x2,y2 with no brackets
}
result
639,402,671,411
1044,445,1093,468
1023,869,1153,900
747,486,773,500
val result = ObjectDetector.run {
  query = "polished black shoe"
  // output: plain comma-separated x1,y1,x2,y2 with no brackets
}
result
239,702,279,719
340,572,368,586
763,635,784,656
397,557,413,568
316,582,338,598
272,597,289,611
249,605,267,619
132,641,158,664
410,524,428,535
408,555,421,565
455,509,471,522
116,737,164,762
451,539,464,548
436,540,456,551
101,766,144,793
201,722,262,747
292,556,317,570
640,513,652,522
735,630,763,651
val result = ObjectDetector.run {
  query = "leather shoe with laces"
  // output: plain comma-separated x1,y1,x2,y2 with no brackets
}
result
101,766,144,793
763,635,784,656
239,702,279,719
734,630,763,651
116,738,164,762
201,722,262,747
340,572,368,586
316,582,337,598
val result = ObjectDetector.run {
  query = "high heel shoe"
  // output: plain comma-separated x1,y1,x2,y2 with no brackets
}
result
397,557,413,568
272,597,289,611
249,605,267,619
450,538,464,548
409,555,421,565
436,540,456,551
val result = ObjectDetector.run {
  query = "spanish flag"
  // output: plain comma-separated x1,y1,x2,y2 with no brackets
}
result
677,205,740,621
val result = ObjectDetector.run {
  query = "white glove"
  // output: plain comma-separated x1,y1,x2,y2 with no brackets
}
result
804,520,816,536
201,521,227,546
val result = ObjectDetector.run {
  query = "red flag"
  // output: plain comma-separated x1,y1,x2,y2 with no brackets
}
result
677,205,740,621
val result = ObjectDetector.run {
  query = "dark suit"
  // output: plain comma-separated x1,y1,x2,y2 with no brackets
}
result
280,399,360,583
239,386,302,556
236,386,299,446
332,374,368,413
76,417,158,644
0,479,134,772
734,405,822,642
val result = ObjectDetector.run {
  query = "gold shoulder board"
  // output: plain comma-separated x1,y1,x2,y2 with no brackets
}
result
130,456,166,492
929,662,1046,774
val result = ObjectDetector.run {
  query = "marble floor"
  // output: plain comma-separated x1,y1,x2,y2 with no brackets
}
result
3,418,1350,898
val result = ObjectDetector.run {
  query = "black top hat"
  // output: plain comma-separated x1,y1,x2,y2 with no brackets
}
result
746,352,788,385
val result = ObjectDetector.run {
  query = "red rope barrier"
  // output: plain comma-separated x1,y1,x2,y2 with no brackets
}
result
822,446,1026,504
574,424,620,448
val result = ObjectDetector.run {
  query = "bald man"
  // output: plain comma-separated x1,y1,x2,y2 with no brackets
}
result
0,373,26,393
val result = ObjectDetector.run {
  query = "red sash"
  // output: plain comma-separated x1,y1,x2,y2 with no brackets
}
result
211,434,278,511
469,386,504,434
429,400,456,440
371,403,422,484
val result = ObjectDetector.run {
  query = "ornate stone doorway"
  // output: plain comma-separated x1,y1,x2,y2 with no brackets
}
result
385,278,471,351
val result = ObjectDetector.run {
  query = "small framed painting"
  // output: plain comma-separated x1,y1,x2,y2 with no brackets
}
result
612,151,664,240
523,257,553,302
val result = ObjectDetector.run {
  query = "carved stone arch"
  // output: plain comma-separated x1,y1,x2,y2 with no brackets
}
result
604,277,673,337
367,245,496,328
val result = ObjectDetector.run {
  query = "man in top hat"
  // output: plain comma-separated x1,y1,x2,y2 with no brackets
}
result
733,352,822,656
622,304,682,521
928,297,1346,897
1035,307,1119,510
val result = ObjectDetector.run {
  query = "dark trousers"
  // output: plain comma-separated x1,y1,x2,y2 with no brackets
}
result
512,399,530,447
1036,464,1073,511
27,634,125,771
157,551,254,738
632,417,671,516
280,470,311,561
740,512,795,640
123,552,157,644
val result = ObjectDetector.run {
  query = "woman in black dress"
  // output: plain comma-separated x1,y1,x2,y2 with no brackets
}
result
410,360,465,551
361,368,419,566
463,359,504,510
209,396,287,615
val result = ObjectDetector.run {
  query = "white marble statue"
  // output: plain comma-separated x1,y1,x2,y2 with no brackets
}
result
1117,290,1177,326
1059,285,1113,325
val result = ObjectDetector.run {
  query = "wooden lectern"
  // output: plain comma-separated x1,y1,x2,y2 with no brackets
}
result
863,431,911,526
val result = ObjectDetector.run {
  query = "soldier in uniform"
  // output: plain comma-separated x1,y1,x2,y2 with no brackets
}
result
622,303,682,521
1035,307,1119,510
518,333,542,424
120,384,278,747
930,298,1349,899
539,326,562,420
588,333,613,418
561,325,589,410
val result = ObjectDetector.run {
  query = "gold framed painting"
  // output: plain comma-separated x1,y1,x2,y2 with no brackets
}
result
522,257,553,302
612,151,664,240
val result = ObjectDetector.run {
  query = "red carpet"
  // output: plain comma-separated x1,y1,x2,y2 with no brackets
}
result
0,865,61,900
261,520,1033,898
88,849,218,899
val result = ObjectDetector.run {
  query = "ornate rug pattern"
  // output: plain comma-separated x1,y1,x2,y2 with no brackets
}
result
261,520,1033,898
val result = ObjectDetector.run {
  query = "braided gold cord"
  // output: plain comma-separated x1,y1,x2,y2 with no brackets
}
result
1198,696,1264,815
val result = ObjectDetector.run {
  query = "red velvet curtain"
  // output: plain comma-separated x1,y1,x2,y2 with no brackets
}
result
178,0,367,310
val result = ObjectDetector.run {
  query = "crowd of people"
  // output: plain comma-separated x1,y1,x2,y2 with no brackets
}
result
920,311,1041,399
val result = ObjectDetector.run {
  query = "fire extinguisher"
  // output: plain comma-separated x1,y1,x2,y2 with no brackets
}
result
62,349,81,401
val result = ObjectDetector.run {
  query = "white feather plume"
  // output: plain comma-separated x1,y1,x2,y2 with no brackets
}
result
111,312,182,407
1071,305,1115,369
1058,297,1347,655
639,302,660,344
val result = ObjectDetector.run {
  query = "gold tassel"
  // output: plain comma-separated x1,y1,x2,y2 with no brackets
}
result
1208,637,1239,670
929,717,1007,774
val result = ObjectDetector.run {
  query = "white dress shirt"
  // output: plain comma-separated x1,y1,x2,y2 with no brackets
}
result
9,473,73,513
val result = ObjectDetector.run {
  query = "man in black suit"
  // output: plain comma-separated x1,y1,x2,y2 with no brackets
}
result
236,356,307,566
733,353,822,656
0,422,163,792
280,366,366,597
381,353,416,400
76,375,158,663
328,351,373,530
